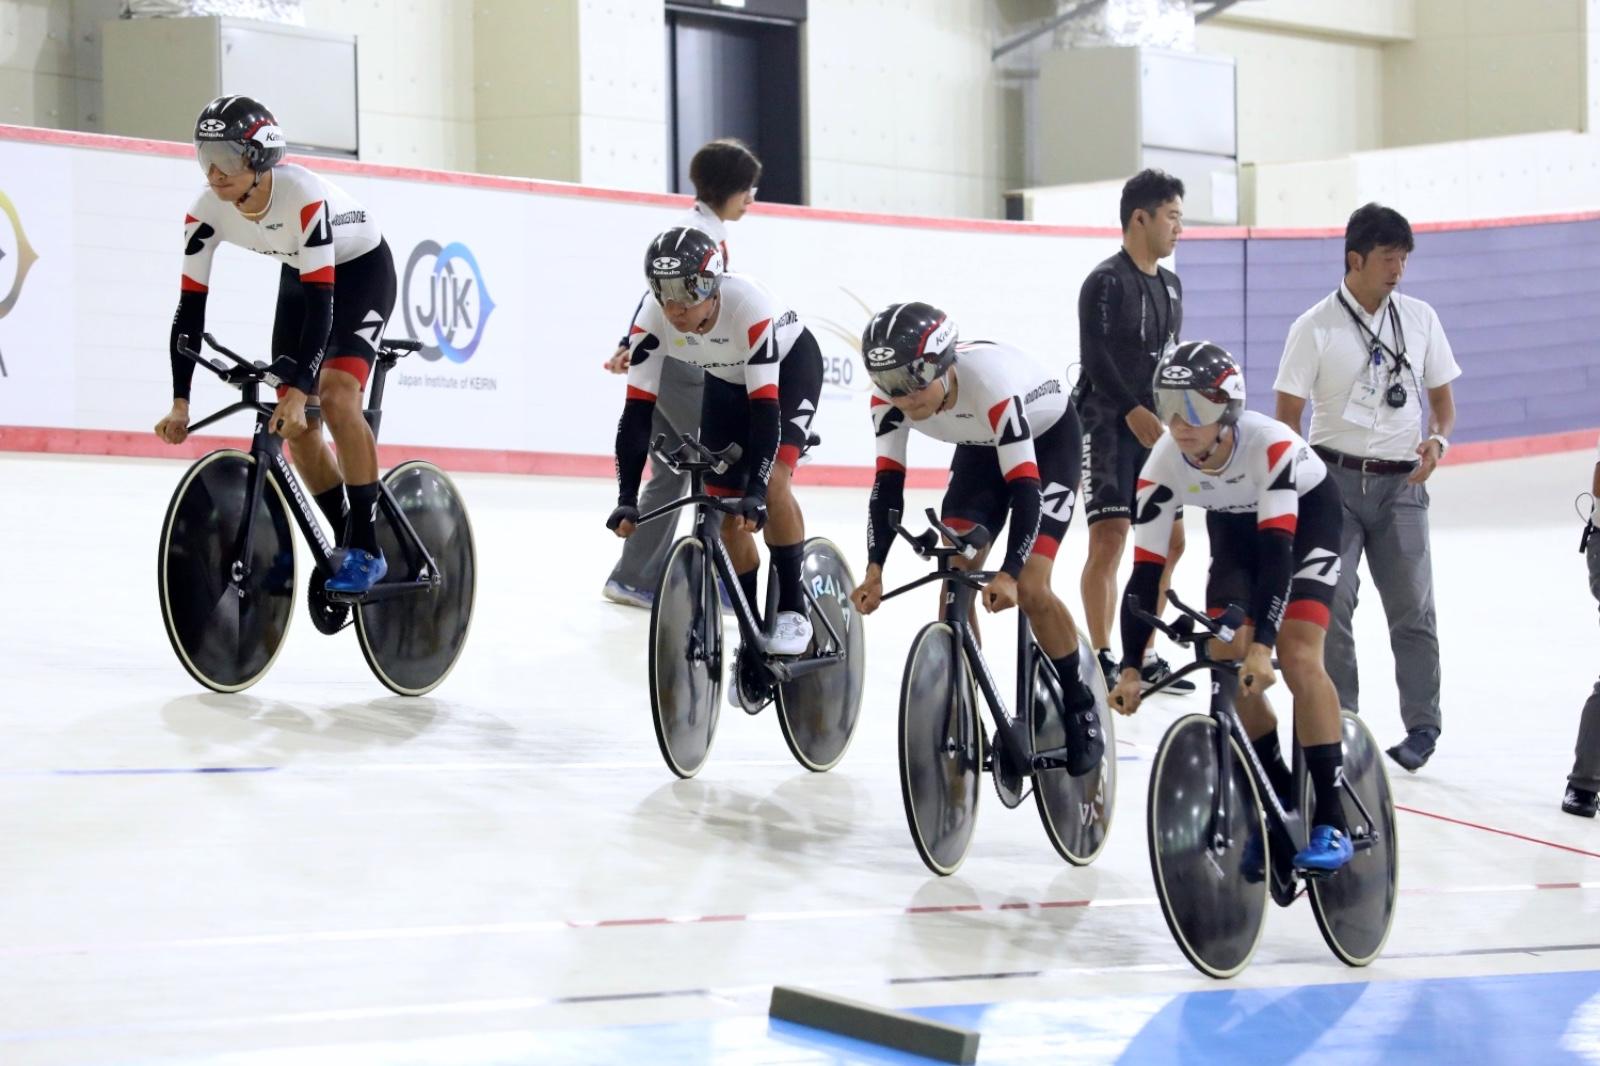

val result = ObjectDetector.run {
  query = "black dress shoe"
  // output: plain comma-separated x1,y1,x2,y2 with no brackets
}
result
1564,786,1598,818
1385,728,1439,773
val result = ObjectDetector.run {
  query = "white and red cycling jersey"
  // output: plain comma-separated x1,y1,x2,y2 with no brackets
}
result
1130,409,1329,566
179,163,382,292
870,340,1069,481
624,272,803,400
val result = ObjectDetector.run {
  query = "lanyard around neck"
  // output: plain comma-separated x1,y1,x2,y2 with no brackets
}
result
1336,290,1408,374
1124,250,1172,349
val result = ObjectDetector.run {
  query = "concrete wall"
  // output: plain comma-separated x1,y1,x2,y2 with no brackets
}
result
1384,0,1589,148
803,0,1028,219
0,0,479,171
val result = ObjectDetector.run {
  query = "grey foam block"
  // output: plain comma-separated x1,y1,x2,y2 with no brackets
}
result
768,985,980,1064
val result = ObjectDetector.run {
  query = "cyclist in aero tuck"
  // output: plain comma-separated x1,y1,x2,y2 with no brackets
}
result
154,95,396,595
607,226,826,657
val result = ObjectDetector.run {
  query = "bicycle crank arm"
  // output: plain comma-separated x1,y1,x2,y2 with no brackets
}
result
324,577,434,605
765,651,844,683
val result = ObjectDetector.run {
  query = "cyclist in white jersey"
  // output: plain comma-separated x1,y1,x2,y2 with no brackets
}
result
848,302,1104,777
601,140,762,609
153,95,394,594
606,227,825,656
1111,341,1354,872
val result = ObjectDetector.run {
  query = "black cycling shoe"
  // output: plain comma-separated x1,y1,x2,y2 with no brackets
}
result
1063,689,1105,778
1097,649,1118,692
1563,786,1598,818
1141,654,1195,694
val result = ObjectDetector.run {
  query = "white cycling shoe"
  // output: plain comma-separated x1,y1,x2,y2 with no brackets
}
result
768,610,814,657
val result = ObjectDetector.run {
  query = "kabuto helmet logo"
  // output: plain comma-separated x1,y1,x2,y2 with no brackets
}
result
402,240,496,363
0,187,41,378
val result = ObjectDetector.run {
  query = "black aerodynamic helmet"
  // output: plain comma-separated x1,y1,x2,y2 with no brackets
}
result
193,95,286,176
644,226,725,307
860,301,959,397
1152,340,1246,426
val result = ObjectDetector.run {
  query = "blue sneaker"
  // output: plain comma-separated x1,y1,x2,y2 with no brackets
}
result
325,548,388,594
1293,824,1354,873
602,579,653,609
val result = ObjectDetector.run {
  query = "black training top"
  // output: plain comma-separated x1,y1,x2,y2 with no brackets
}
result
1076,249,1183,418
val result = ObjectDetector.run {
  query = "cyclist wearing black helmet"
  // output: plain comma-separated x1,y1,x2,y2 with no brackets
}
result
154,95,396,595
1111,341,1354,872
849,302,1104,777
607,226,825,657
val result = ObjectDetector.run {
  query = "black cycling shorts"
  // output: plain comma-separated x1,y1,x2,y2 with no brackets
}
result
1204,477,1344,629
941,404,1083,561
271,238,396,392
1080,395,1182,526
702,327,824,496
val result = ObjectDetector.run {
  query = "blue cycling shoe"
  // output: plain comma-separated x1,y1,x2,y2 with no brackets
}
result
325,548,388,594
1293,824,1354,873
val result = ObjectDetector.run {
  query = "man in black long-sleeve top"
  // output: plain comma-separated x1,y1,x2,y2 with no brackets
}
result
1076,169,1190,691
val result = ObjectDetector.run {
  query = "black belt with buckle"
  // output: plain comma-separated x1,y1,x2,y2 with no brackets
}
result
1313,446,1418,476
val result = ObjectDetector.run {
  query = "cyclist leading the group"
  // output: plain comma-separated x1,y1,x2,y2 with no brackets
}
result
153,95,396,594
850,302,1104,776
1111,341,1354,872
607,226,825,657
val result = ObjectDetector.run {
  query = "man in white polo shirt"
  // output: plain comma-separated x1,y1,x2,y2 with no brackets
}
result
1273,203,1461,773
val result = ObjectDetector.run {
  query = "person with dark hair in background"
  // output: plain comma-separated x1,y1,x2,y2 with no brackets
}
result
1274,203,1461,773
1564,453,1600,818
1076,168,1192,693
600,139,762,608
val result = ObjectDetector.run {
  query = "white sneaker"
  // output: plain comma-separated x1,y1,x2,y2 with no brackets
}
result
769,610,813,656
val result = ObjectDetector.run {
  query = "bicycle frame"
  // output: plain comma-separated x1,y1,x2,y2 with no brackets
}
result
880,512,1050,776
1135,594,1382,866
635,436,846,684
177,333,444,605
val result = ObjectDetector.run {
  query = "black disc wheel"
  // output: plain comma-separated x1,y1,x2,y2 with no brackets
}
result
649,537,722,778
1033,650,1117,866
775,537,866,772
898,622,981,876
157,449,295,693
1306,711,1400,967
1148,713,1269,979
354,461,476,696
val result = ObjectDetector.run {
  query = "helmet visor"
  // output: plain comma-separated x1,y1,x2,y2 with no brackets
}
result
648,273,716,308
868,359,940,399
197,139,251,177
1155,387,1231,427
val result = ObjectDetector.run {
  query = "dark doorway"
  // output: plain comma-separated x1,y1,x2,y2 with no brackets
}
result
667,6,804,205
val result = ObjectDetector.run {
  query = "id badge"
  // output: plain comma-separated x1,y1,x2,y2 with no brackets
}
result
1342,381,1381,428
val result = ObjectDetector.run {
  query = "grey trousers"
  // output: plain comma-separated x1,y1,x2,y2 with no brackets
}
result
1324,464,1442,734
608,358,705,590
1572,538,1600,790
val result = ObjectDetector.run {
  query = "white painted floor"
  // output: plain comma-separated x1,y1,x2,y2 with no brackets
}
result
0,447,1596,1065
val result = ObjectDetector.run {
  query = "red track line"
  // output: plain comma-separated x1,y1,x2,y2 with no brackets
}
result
1396,804,1600,860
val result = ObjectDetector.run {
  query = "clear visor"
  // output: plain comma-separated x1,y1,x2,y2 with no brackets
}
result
649,274,715,308
197,139,250,177
869,360,938,399
1154,387,1230,427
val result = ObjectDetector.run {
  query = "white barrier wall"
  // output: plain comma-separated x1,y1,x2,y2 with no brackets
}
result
0,129,1123,477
